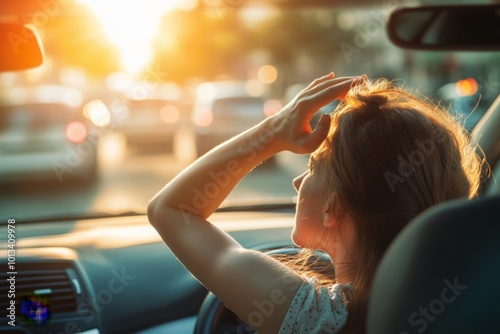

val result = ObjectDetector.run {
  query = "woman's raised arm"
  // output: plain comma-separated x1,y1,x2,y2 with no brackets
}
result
147,73,360,333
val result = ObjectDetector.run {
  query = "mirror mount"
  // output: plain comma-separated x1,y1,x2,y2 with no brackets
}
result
0,22,44,72
387,4,500,51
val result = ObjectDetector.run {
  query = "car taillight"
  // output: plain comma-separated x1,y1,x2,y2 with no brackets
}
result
193,108,213,127
455,78,478,97
65,121,87,144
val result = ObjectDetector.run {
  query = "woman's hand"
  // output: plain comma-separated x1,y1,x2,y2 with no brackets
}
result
268,73,365,154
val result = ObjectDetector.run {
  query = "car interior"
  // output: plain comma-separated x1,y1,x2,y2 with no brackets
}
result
1,1,499,334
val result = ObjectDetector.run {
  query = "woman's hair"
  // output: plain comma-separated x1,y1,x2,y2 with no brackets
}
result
291,78,483,334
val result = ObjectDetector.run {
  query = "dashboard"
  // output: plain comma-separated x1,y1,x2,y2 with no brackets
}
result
0,208,296,334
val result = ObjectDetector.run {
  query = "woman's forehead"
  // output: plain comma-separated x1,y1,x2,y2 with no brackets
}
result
311,142,330,162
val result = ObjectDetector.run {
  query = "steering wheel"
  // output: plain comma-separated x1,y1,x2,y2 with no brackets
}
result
193,247,333,334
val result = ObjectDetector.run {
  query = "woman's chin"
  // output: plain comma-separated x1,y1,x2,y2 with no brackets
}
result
291,229,305,247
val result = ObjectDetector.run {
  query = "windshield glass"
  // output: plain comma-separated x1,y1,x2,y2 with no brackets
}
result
1,0,498,222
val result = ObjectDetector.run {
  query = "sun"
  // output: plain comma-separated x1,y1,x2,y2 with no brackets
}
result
78,0,183,74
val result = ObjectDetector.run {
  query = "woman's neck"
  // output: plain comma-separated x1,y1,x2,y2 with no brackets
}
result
334,262,355,284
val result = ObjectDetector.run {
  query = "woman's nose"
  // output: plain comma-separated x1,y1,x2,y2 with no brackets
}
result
293,172,307,192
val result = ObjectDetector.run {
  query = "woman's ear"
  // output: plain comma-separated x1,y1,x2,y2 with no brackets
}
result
323,213,335,227
323,193,338,227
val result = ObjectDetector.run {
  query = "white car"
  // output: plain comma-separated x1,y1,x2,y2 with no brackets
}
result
111,83,185,150
191,81,268,156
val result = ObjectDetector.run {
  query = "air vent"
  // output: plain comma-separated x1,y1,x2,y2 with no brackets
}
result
0,261,90,326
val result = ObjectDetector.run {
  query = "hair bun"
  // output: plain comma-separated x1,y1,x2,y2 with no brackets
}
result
356,94,388,110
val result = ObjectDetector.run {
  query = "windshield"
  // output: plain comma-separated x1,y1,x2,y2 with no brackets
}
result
1,0,498,222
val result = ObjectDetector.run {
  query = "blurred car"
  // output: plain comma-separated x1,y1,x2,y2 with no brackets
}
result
0,85,98,184
111,83,184,149
191,81,268,156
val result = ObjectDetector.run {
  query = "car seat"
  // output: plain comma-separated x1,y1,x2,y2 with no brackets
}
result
367,193,500,333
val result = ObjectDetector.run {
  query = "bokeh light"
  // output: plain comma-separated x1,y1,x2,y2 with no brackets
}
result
455,78,478,97
66,121,88,144
264,99,282,117
257,65,278,84
159,105,180,124
84,99,111,127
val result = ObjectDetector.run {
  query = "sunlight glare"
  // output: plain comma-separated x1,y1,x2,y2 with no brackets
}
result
78,0,181,73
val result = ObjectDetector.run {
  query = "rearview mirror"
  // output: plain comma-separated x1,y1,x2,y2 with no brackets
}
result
0,23,44,71
387,4,500,50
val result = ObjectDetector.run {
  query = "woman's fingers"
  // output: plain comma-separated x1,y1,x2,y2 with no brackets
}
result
305,74,367,98
302,113,332,152
308,75,366,108
304,72,335,90
297,76,359,114
304,76,356,97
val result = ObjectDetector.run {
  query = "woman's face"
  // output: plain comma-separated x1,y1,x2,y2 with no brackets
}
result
292,158,330,249
292,157,357,266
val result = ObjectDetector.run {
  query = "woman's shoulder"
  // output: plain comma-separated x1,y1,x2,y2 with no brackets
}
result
278,276,352,334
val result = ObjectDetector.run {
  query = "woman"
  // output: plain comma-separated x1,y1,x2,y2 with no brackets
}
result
147,73,482,333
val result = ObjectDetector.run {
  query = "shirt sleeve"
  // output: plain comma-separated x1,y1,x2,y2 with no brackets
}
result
278,277,349,334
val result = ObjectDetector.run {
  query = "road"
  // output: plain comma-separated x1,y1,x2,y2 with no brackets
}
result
0,133,308,222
